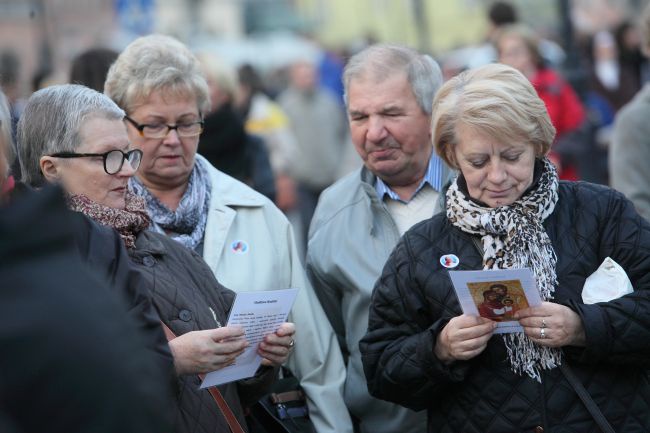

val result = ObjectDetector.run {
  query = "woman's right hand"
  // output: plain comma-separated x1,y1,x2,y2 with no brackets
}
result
434,315,497,364
168,326,249,375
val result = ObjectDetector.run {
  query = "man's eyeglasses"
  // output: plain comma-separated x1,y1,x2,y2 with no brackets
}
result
124,115,204,139
49,149,143,175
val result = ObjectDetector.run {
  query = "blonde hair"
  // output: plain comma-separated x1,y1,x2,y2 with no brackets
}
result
432,63,555,168
105,34,210,114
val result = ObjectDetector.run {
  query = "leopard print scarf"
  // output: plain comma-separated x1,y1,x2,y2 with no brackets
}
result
446,157,561,381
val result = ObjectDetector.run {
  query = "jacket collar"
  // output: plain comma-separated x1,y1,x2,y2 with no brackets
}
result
197,154,266,208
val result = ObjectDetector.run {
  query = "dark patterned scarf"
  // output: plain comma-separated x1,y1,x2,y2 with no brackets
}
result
446,157,561,381
129,156,211,251
68,192,151,249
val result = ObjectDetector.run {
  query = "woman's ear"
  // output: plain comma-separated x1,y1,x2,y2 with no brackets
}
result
39,156,61,182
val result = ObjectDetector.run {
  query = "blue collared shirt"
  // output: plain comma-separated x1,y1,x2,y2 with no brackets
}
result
375,155,444,203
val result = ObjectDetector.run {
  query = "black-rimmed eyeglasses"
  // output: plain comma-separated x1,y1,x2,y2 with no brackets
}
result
49,149,143,175
124,115,204,139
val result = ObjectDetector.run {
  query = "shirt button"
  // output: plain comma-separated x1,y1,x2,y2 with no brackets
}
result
142,256,156,267
534,427,544,433
179,310,192,322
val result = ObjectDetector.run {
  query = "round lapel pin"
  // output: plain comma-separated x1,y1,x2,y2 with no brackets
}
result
440,254,459,268
231,240,249,254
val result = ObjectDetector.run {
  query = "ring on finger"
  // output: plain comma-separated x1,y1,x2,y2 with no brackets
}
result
540,328,546,339
289,339,295,348
541,318,547,329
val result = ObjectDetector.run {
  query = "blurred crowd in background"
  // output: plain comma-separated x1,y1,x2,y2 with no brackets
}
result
2,0,650,250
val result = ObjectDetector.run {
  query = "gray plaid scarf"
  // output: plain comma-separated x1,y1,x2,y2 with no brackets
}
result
446,157,562,381
129,157,211,251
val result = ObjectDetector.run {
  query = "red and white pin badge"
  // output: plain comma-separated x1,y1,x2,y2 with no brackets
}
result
440,254,459,268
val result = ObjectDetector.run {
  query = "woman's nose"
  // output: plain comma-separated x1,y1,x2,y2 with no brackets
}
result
487,161,507,183
119,159,137,177
162,128,182,145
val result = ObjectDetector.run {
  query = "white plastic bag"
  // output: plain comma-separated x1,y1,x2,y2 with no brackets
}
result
582,257,633,304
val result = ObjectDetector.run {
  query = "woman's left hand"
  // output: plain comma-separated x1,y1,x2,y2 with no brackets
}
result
259,322,296,366
515,302,586,348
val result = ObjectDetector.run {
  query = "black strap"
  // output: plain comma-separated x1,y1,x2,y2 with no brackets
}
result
559,362,615,433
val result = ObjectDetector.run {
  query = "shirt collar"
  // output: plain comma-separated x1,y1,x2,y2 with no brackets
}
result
375,156,444,203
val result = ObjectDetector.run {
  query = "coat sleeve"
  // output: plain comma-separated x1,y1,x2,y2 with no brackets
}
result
567,188,650,366
610,99,650,221
282,220,354,433
305,241,348,361
359,234,471,411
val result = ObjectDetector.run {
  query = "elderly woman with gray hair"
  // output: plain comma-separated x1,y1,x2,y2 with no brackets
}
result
105,34,352,433
360,63,650,432
18,83,295,433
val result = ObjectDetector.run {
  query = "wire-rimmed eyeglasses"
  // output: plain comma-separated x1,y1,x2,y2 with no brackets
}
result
48,149,143,175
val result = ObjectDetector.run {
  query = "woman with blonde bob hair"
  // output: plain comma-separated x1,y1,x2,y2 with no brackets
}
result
361,63,650,433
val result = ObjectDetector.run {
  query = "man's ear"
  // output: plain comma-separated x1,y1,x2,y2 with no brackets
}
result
39,156,61,182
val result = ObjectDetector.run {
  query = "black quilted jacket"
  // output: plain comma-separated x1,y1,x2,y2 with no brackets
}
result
129,230,276,433
360,181,650,433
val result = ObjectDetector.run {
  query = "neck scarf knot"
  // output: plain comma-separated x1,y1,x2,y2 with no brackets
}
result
129,157,211,251
446,157,561,381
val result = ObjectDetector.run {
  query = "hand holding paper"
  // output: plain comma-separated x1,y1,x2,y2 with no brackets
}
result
200,288,299,388
168,326,248,375
514,302,586,348
434,315,497,364
259,322,296,366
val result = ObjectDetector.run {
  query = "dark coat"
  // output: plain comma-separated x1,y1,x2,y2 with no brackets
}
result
129,230,276,433
198,103,276,202
360,181,650,433
0,186,172,432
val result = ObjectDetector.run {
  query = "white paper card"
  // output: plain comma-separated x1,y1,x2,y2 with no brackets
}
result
200,288,299,389
448,268,542,334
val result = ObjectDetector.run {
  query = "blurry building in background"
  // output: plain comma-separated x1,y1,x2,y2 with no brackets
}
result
0,0,649,102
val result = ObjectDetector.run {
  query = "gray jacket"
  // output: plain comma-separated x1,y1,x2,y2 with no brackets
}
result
306,163,454,433
611,83,650,221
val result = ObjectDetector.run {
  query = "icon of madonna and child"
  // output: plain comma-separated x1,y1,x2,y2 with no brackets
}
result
466,280,529,321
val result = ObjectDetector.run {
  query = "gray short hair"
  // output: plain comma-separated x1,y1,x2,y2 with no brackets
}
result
17,84,125,186
432,63,555,168
105,34,210,114
342,43,443,115
0,87,13,178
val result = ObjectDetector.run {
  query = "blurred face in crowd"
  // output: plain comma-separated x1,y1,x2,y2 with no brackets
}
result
125,90,202,192
347,72,432,189
290,62,318,93
498,35,536,78
453,123,535,208
40,117,137,209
